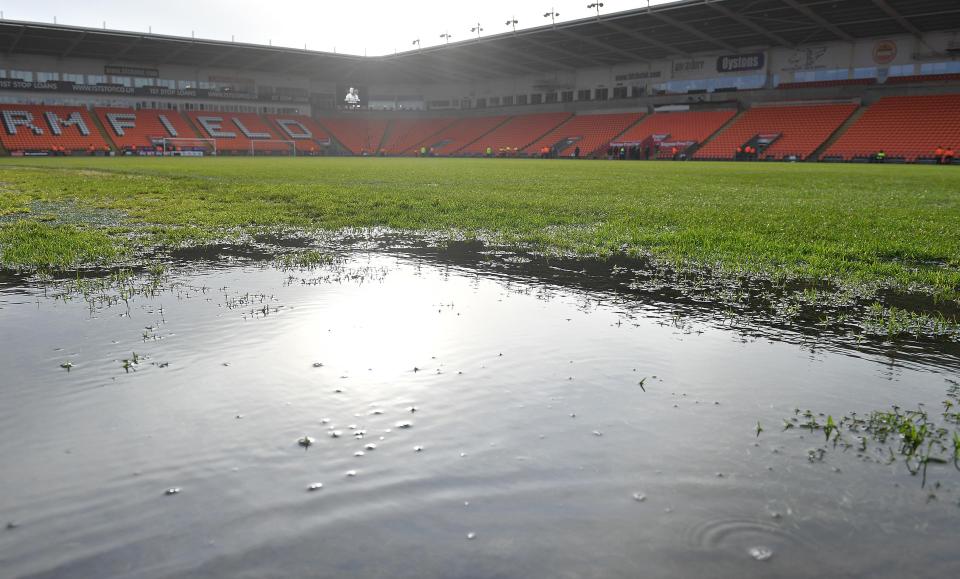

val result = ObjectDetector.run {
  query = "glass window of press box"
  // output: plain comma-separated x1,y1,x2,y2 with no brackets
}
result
8,70,33,81
920,62,960,75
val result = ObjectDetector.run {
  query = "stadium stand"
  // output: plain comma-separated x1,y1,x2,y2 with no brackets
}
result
265,114,333,154
380,118,457,155
885,74,960,85
695,103,858,161
419,116,509,155
0,104,110,153
185,111,289,153
95,107,199,151
459,112,572,155
822,94,960,162
524,112,643,157
315,117,389,155
614,110,738,158
777,79,876,90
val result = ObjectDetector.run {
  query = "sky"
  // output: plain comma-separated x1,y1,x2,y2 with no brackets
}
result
2,0,679,56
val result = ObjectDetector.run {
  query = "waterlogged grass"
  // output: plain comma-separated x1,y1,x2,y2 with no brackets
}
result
0,157,958,299
0,220,121,268
781,381,960,489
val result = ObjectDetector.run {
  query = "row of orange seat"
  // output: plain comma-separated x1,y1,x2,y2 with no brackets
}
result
1,96,958,161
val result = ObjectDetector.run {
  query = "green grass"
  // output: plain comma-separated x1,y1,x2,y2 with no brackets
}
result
0,156,958,300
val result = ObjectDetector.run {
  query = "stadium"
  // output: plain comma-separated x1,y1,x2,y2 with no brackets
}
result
1,1,960,578
0,0,957,161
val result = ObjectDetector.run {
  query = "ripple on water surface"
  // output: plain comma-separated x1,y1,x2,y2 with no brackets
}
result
0,247,958,579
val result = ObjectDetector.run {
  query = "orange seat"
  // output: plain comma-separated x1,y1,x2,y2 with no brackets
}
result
695,103,857,160
824,95,960,161
525,113,643,157
0,104,110,152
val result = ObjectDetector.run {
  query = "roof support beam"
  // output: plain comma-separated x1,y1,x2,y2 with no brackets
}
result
782,0,854,41
435,49,548,77
516,34,612,68
648,11,735,52
871,0,924,37
596,20,687,58
705,0,793,47
6,25,26,56
554,27,651,63
113,36,144,60
60,30,88,58
245,51,287,69
204,46,244,67
160,42,195,64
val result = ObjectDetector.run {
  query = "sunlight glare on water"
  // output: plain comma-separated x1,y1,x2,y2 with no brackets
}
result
0,246,957,579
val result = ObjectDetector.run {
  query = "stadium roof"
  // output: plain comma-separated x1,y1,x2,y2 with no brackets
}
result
1,0,959,85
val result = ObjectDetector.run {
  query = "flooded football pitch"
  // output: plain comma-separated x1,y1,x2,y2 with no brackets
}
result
1,237,958,579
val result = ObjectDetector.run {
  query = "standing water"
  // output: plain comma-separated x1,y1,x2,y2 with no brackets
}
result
1,240,958,578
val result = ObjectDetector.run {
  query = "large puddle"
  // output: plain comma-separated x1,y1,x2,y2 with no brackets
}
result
1,240,958,578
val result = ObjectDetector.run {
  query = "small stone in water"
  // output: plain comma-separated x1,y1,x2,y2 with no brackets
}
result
749,546,774,561
60,362,73,370
467,532,477,540
632,493,647,502
329,431,343,438
308,483,323,491
312,362,324,368
414,445,424,452
6,521,19,530
396,421,413,429
298,436,315,447
320,418,331,424
365,443,377,451
592,430,603,437
354,451,365,457
165,488,181,496
345,470,357,477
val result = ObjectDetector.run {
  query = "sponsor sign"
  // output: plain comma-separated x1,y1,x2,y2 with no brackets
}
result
716,53,765,74
614,70,663,82
672,59,706,78
105,65,159,78
873,40,898,65
781,46,830,71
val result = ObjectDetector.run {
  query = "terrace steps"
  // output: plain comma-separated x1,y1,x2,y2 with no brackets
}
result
691,108,746,154
88,112,117,153
452,116,513,154
810,104,866,161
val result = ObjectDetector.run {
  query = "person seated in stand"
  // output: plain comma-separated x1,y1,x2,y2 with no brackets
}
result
874,150,886,163
944,147,955,164
735,146,743,160
573,146,580,159
935,146,944,164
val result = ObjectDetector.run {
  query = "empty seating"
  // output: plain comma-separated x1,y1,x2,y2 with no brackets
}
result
524,113,643,157
420,116,509,155
381,118,457,155
315,117,388,155
777,78,876,90
460,112,572,155
265,114,332,154
885,73,960,85
185,111,288,153
95,107,198,150
0,104,110,152
823,95,960,161
616,110,737,153
695,103,857,160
